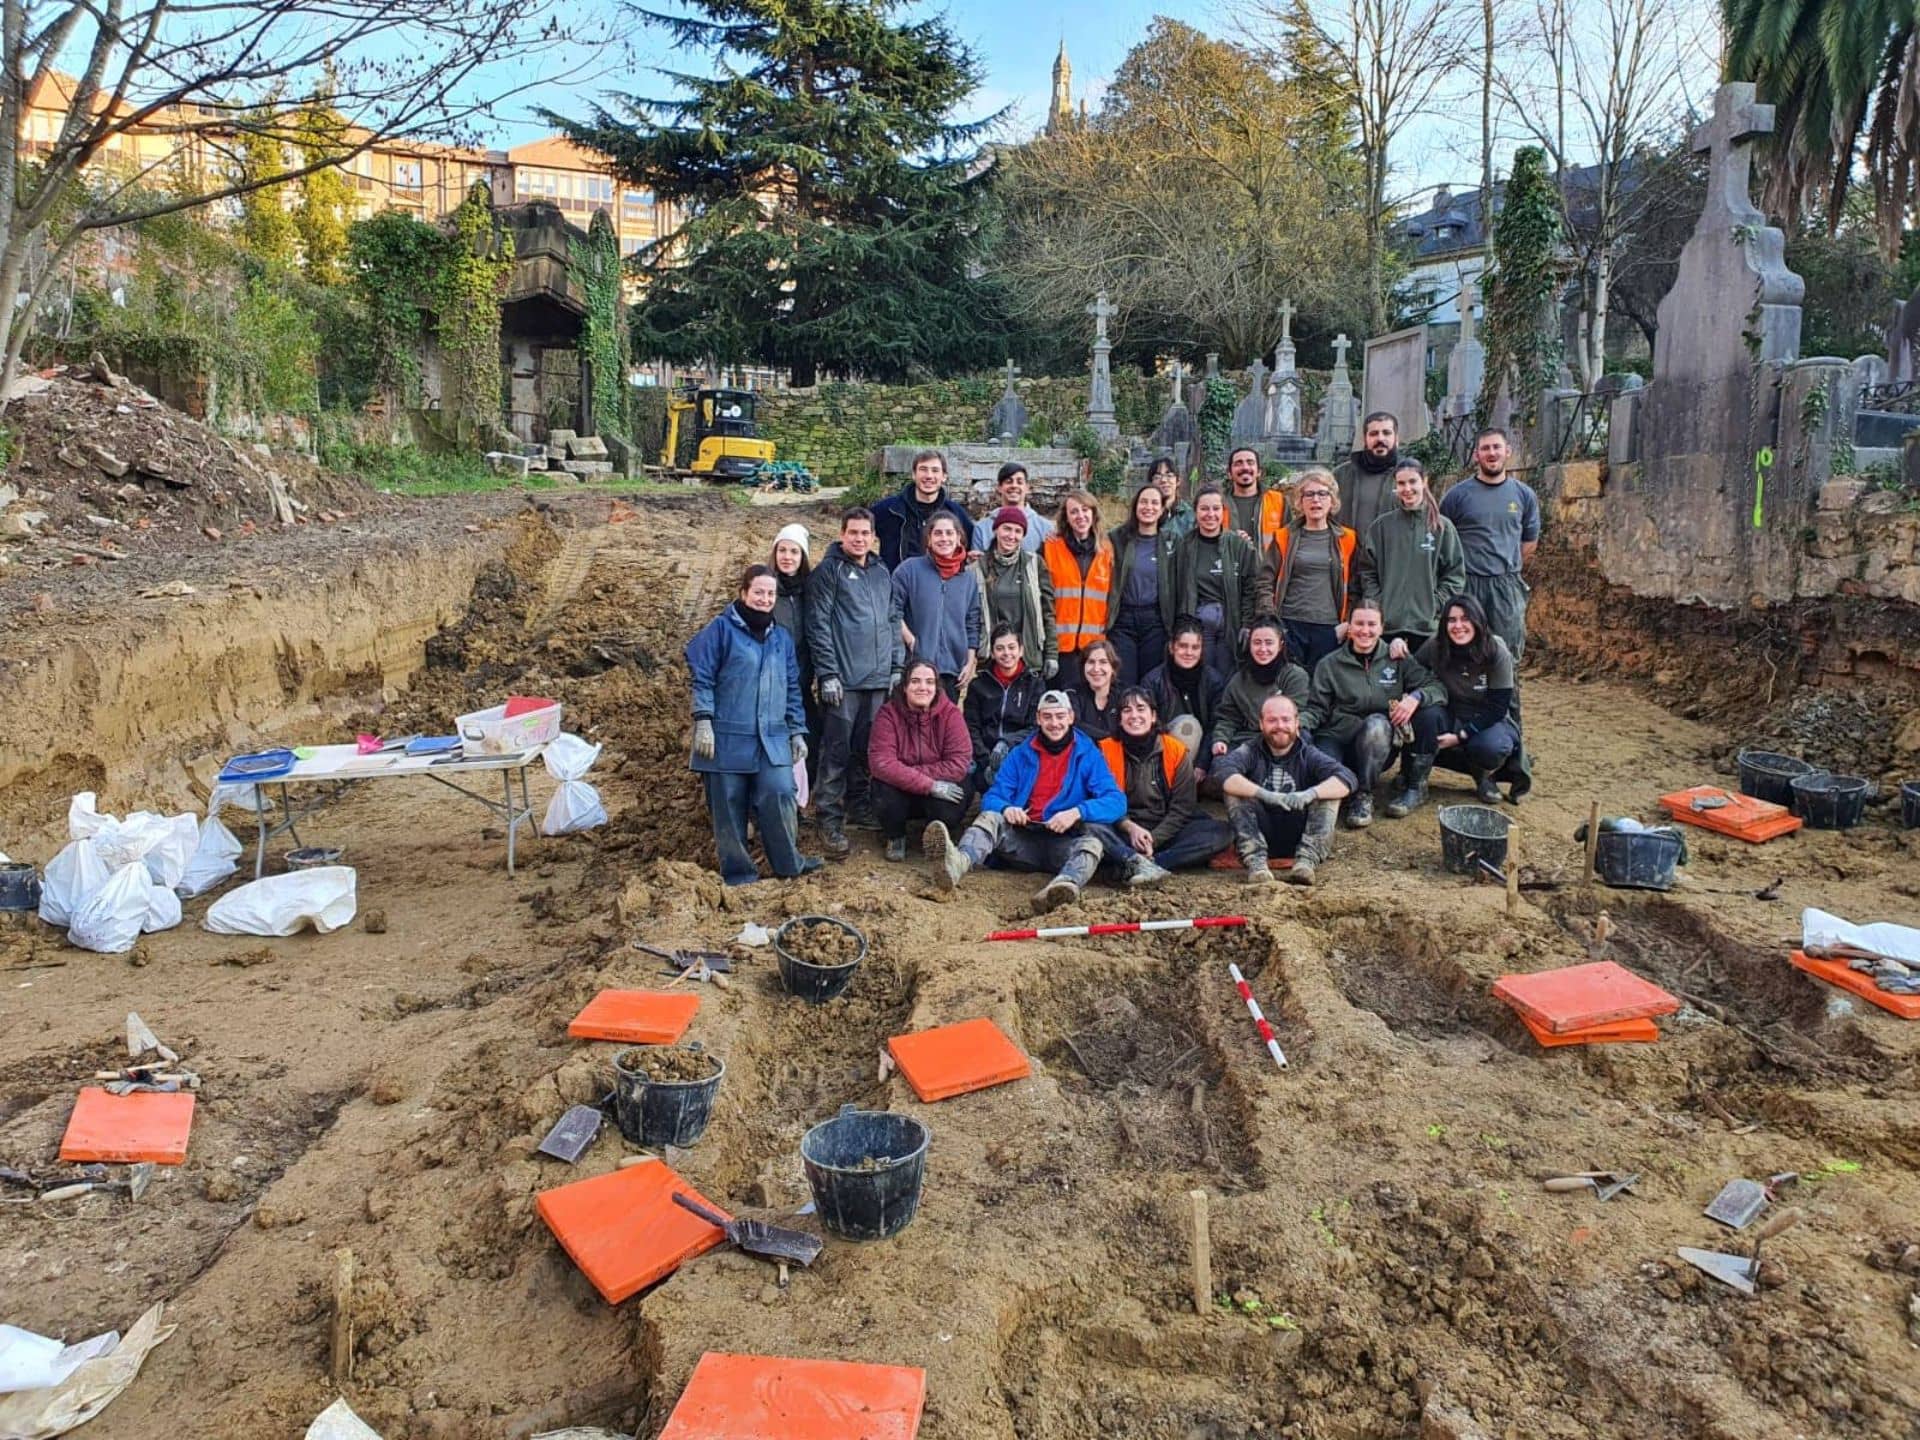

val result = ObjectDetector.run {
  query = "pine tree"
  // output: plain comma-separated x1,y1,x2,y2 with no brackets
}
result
293,75,356,285
236,101,298,265
546,0,1012,385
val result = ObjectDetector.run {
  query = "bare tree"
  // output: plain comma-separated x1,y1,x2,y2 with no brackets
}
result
1492,0,1693,386
0,0,586,412
1246,0,1471,334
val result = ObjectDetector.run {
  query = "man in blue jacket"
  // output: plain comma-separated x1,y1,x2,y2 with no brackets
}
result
871,450,975,571
923,690,1162,912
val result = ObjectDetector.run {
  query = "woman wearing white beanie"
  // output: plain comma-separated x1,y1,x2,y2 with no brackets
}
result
769,523,818,787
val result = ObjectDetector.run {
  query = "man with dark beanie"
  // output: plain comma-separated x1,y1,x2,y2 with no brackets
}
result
1332,412,1401,552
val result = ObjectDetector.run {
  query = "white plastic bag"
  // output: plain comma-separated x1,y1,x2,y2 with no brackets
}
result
68,863,153,954
142,883,182,934
176,816,243,898
39,838,108,929
67,794,197,890
204,867,356,937
540,733,606,835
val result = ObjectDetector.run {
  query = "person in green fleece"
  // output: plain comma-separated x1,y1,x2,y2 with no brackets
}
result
1299,604,1446,826
1356,459,1467,656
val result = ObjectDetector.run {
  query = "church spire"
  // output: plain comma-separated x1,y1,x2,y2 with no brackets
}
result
1048,38,1072,136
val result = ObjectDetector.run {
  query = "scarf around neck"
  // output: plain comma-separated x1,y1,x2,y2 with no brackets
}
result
733,599,775,637
931,546,967,579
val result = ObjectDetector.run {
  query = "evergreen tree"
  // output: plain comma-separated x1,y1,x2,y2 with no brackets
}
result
293,75,357,285
546,0,1012,385
236,100,298,265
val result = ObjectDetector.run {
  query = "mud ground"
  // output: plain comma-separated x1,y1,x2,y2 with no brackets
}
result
1,495,1917,1440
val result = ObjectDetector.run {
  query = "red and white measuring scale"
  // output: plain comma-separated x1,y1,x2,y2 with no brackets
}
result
984,915,1247,942
1229,962,1288,1071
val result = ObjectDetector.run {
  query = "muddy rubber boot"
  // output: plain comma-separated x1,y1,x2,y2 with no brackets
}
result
922,821,971,891
1126,855,1173,888
884,837,907,862
822,824,851,859
1228,801,1274,882
1285,799,1338,886
1033,838,1101,913
1344,791,1374,829
1471,767,1501,805
1384,754,1434,819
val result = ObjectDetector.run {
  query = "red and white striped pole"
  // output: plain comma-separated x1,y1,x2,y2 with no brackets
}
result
1229,962,1287,1071
984,915,1247,943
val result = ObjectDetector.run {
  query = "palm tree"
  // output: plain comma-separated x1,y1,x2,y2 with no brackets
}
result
1723,0,1917,257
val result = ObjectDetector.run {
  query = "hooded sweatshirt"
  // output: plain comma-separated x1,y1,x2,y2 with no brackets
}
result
1334,447,1400,547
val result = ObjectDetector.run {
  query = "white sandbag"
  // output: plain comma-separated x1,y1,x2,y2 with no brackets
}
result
142,883,181,934
66,792,108,840
67,794,198,890
39,838,109,929
540,732,606,835
175,816,243,898
68,863,153,954
204,867,356,937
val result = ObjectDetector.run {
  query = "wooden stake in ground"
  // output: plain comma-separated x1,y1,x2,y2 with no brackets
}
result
1189,1189,1211,1316
330,1247,356,1383
1583,801,1601,887
1505,855,1522,919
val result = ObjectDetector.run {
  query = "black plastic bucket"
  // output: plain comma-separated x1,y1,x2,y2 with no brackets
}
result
1789,773,1871,830
1736,749,1822,805
0,862,40,913
1901,781,1920,830
611,1047,724,1148
774,916,867,1004
1594,828,1684,891
1438,805,1511,876
801,1105,929,1242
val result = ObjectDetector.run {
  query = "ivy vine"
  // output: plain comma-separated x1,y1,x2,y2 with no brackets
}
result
570,210,629,438
1478,147,1564,427
1198,376,1236,477
436,181,514,444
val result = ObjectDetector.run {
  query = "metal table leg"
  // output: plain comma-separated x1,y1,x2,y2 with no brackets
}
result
252,784,270,879
504,769,517,875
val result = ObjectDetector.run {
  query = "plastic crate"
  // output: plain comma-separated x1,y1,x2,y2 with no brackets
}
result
456,699,563,755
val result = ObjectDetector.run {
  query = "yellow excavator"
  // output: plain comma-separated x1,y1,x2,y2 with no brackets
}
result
660,387,776,481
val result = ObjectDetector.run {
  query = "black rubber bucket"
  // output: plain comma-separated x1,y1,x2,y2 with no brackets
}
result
1902,781,1920,830
1789,773,1871,830
0,862,40,913
1438,805,1511,876
1594,828,1684,891
801,1105,929,1242
1736,749,1822,805
774,915,867,1004
611,1047,724,1148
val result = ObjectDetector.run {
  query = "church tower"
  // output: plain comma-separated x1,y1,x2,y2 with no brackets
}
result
1047,40,1072,136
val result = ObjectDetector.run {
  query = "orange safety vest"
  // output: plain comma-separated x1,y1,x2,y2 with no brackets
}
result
1228,488,1288,553
1099,733,1186,793
1268,523,1359,621
1042,533,1114,654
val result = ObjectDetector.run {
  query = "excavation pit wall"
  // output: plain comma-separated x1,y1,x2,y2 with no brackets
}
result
1,492,1918,1438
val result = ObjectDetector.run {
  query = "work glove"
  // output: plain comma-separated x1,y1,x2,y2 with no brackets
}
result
819,677,844,707
889,670,902,692
692,718,716,760
791,736,807,769
1259,787,1312,811
1044,659,1059,680
929,780,965,804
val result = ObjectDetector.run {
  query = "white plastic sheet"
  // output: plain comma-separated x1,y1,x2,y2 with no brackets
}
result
67,863,154,955
204,867,356,937
540,732,607,835
0,1326,118,1396
1802,906,1920,966
0,1304,174,1440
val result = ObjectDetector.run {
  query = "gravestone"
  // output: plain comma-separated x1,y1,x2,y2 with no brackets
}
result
1362,324,1430,443
1441,273,1485,422
1265,299,1302,438
1086,291,1120,441
1232,357,1270,444
986,358,1029,443
1317,333,1362,461
1150,360,1199,465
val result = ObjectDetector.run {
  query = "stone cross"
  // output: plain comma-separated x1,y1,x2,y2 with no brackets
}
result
1088,290,1117,344
1693,83,1774,224
1167,360,1187,406
1002,357,1020,394
1331,333,1351,370
1276,299,1294,341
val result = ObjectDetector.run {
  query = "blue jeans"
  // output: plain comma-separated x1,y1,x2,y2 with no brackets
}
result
704,764,805,885
1110,603,1165,688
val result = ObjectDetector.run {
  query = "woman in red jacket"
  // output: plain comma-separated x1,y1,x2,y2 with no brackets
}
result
868,656,974,861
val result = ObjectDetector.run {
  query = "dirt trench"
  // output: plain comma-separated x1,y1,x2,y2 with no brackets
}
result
1,494,1917,1439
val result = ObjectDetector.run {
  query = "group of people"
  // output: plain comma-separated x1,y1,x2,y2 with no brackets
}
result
685,416,1541,908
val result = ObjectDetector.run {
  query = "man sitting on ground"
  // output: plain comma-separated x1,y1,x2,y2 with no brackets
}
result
1216,695,1354,887
924,689,1131,912
1299,603,1444,828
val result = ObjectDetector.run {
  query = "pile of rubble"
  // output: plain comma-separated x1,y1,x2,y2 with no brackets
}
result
486,429,615,481
0,358,372,571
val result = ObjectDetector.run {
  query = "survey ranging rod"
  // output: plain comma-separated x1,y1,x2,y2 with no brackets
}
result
1229,962,1288,1071
984,915,1248,942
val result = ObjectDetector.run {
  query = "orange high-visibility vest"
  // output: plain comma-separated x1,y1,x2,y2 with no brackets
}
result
1099,733,1186,793
1268,523,1359,621
1042,533,1114,654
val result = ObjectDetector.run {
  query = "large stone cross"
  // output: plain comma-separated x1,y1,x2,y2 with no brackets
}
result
1276,298,1295,341
1002,357,1020,392
1331,333,1351,369
1693,82,1772,223
1167,360,1187,405
1088,290,1117,343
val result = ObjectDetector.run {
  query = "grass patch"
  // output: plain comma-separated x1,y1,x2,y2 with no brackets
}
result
322,440,560,496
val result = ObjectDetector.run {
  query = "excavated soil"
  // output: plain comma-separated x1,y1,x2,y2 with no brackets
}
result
617,1047,719,1084
0,495,1916,1439
776,917,864,967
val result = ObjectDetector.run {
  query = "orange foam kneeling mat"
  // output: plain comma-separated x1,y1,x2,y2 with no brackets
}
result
1518,1011,1661,1047
887,1017,1031,1102
660,1351,927,1440
59,1087,196,1165
1492,961,1679,1034
1658,786,1802,843
535,1161,729,1304
1789,950,1920,1020
567,989,700,1044
1207,849,1292,870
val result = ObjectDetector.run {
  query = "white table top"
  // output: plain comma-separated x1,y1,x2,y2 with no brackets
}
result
259,741,548,784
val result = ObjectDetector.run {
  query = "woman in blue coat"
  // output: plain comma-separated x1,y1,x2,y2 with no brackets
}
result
685,565,823,885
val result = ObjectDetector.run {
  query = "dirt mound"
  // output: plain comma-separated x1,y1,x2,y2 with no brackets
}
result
1,365,373,568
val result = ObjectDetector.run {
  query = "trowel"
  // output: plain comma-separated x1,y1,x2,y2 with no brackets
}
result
1679,1208,1801,1296
671,1190,823,1267
536,1104,605,1164
1703,1172,1797,1229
